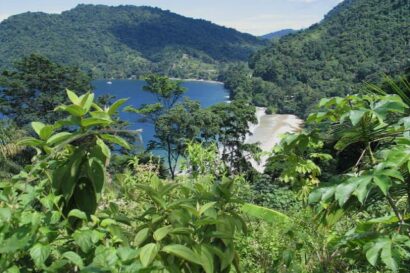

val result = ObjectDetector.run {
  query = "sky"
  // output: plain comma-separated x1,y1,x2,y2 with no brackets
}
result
0,0,343,35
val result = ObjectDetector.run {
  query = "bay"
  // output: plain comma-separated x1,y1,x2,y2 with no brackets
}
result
93,80,229,147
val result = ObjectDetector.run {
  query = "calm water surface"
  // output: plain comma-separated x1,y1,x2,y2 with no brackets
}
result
93,80,229,146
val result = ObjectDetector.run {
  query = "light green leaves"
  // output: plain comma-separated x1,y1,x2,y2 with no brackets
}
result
162,244,201,265
29,243,51,266
108,98,128,115
62,251,84,268
241,203,290,223
311,166,405,207
31,122,54,140
73,229,103,253
365,237,403,272
134,228,150,247
46,132,74,146
100,134,131,149
140,243,159,267
153,226,172,241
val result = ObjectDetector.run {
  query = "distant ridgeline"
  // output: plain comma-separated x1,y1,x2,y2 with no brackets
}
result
224,0,410,117
0,4,267,80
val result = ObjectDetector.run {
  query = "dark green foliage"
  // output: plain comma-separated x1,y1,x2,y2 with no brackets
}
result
209,100,261,175
0,4,266,79
228,0,410,116
0,54,91,126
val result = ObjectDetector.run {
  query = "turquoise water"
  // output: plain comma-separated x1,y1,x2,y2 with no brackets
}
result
93,80,229,147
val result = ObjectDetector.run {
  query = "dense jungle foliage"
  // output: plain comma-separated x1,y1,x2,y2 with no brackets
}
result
1,0,410,271
0,4,266,80
1,53,410,272
222,0,410,116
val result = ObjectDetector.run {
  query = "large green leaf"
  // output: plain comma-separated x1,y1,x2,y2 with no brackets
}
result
30,243,51,266
108,98,128,115
87,158,106,194
140,243,159,267
153,225,172,241
46,132,74,146
162,244,201,265
67,89,81,105
62,251,84,268
373,176,391,196
241,203,290,223
335,182,357,206
100,134,131,150
31,122,45,137
134,228,150,246
73,177,97,216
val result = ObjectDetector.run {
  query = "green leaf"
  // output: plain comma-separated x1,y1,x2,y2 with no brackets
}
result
96,138,111,159
108,98,128,115
46,132,74,146
0,208,11,222
62,251,84,269
134,228,150,246
30,243,51,266
352,176,372,204
117,247,139,262
140,243,159,267
349,110,367,126
67,89,81,105
80,93,95,113
199,202,217,216
68,209,87,220
81,118,112,128
56,104,87,117
73,177,97,215
162,244,201,265
100,134,131,149
31,122,45,137
17,137,44,147
335,182,357,206
241,203,290,223
153,225,172,241
87,158,106,194
380,241,398,272
73,229,102,253
373,176,391,196
199,246,214,273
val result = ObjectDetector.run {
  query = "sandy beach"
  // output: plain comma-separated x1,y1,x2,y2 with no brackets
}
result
170,78,224,85
246,108,303,172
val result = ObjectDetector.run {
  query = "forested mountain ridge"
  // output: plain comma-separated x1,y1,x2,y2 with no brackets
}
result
0,4,266,79
260,29,296,40
232,0,410,116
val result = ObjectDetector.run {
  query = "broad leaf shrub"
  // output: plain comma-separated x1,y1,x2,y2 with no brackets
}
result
0,90,281,272
268,87,410,272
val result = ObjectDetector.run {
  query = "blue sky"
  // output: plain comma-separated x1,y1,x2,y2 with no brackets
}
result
0,0,343,35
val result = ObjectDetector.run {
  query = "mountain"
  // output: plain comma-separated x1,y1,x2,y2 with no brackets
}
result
0,4,266,79
260,29,296,40
243,0,410,116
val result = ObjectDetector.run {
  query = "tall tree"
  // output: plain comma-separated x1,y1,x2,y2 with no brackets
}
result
127,74,204,178
0,54,91,126
210,100,260,174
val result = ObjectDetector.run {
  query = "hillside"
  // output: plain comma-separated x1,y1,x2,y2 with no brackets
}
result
0,4,266,79
237,0,410,116
260,29,296,40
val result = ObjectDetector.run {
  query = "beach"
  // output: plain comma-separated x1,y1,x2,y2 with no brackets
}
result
246,107,303,172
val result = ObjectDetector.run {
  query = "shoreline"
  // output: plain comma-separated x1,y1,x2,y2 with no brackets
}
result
170,78,224,85
98,78,224,85
246,107,303,172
